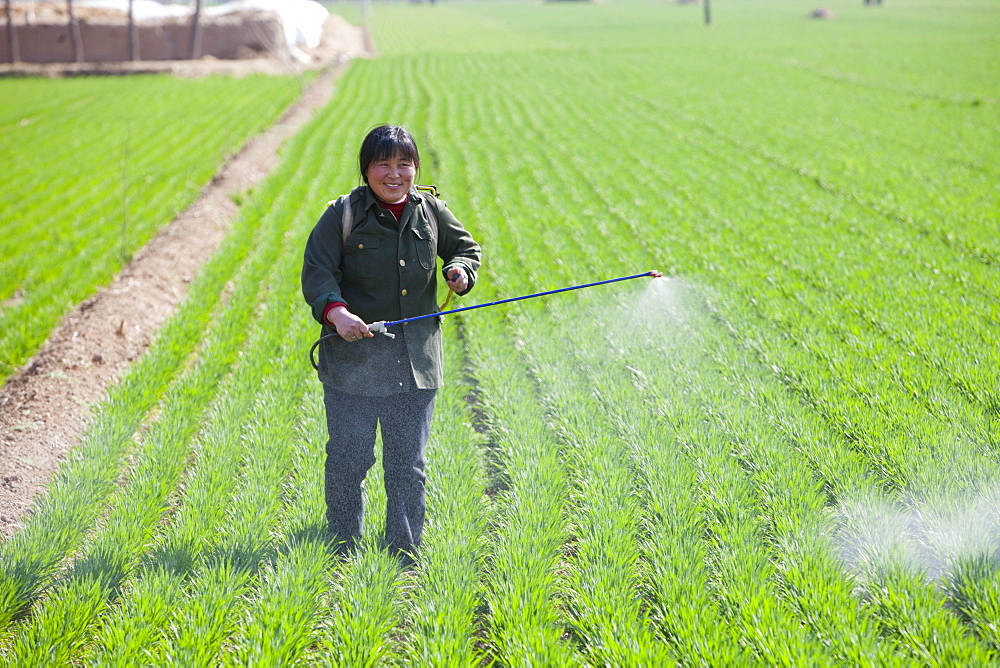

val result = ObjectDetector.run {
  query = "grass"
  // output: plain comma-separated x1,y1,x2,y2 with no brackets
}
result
1,0,998,662
0,73,302,383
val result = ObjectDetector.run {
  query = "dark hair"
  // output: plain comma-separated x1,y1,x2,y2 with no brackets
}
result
359,125,420,184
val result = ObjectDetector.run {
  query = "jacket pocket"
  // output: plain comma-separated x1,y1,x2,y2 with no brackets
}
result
411,225,435,270
343,235,382,278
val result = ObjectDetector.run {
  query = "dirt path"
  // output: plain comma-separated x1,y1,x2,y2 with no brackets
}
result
0,23,370,540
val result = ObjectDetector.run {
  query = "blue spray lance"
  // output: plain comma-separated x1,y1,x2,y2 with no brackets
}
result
310,270,663,369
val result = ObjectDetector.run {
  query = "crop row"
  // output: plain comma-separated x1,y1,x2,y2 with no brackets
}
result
1,0,997,662
439,132,994,662
1,60,495,663
0,74,303,383
402,3,997,655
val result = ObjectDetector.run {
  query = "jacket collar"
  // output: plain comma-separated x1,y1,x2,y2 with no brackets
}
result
360,185,424,212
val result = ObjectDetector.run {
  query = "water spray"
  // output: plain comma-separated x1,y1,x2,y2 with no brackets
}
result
310,270,663,369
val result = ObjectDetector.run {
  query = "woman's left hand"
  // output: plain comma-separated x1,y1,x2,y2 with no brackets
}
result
445,267,468,293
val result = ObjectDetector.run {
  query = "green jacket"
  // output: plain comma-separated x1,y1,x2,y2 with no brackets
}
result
301,185,481,395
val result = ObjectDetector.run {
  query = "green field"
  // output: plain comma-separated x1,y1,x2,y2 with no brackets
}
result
0,73,304,382
1,0,998,663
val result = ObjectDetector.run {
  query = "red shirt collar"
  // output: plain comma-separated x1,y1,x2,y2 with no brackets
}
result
375,193,408,221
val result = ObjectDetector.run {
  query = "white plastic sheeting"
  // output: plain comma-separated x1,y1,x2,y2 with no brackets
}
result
77,0,330,61
76,1,191,19
208,1,329,50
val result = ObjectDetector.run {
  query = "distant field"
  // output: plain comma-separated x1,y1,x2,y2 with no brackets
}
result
0,73,303,382
1,0,998,663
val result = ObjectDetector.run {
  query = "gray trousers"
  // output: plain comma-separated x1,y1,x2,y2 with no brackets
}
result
322,386,436,558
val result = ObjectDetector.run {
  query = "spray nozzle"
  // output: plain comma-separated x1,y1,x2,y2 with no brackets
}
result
368,321,395,338
649,270,664,278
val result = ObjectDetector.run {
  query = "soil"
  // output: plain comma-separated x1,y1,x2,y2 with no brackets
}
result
0,16,373,539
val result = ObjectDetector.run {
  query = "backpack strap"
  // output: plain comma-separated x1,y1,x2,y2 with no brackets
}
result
324,192,356,245
417,185,439,236
339,193,353,245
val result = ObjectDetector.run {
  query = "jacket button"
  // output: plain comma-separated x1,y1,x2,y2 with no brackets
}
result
399,259,406,266
358,243,364,249
401,289,408,296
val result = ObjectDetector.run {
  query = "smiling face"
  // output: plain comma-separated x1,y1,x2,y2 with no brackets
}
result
358,125,421,204
365,154,416,203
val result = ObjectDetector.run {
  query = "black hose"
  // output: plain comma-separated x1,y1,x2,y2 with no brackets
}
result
309,332,340,370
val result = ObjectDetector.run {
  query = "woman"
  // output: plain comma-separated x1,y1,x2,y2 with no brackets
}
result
301,125,481,564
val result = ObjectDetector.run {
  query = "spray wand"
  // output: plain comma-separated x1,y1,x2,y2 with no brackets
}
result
310,270,663,369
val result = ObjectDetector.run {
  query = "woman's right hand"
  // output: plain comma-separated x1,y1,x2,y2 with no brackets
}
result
326,305,374,342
